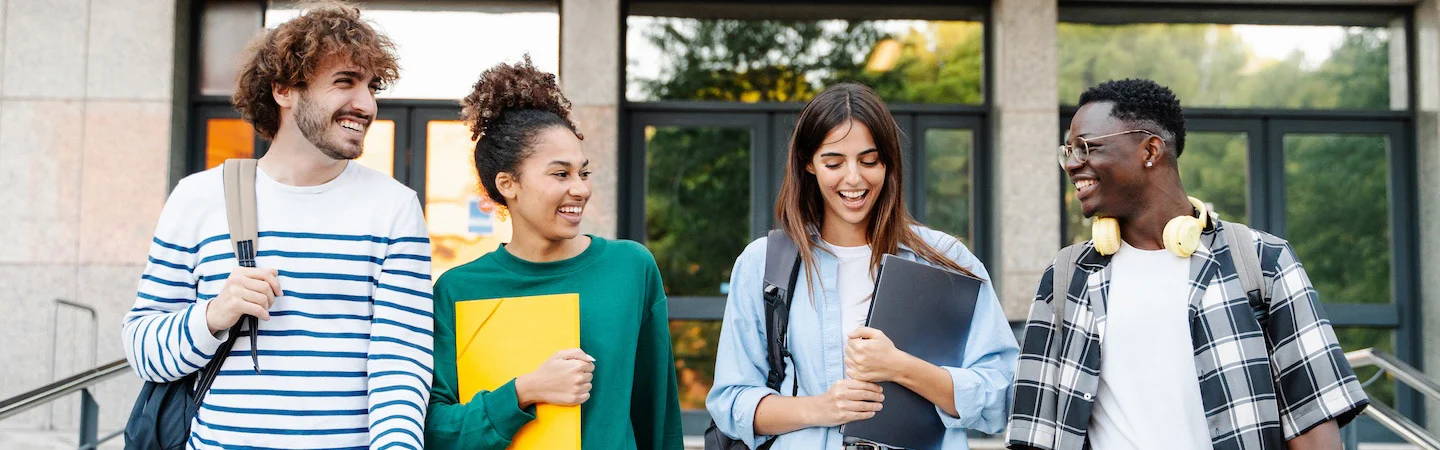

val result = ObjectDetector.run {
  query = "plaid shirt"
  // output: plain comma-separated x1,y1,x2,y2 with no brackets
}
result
1007,217,1368,450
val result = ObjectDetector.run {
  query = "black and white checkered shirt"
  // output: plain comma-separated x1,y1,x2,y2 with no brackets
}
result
1006,218,1368,450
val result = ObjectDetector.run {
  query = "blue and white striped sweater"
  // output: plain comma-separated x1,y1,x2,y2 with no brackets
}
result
122,163,434,450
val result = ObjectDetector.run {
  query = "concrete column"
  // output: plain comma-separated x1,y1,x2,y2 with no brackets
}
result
0,0,173,436
1415,0,1440,434
561,0,621,239
990,0,1060,320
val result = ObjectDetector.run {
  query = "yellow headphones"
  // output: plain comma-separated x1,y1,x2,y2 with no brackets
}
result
1091,196,1210,257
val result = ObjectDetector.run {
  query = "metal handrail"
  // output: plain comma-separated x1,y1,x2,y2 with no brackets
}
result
1347,348,1440,400
1362,402,1440,450
52,299,100,382
0,359,130,423
1345,348,1440,450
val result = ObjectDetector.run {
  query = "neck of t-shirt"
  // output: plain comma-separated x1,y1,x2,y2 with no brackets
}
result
824,240,872,259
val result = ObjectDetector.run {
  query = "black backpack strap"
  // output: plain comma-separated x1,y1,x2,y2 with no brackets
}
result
192,321,244,406
762,230,801,395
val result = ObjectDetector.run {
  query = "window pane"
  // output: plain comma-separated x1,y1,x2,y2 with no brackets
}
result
1058,24,1398,110
670,319,723,410
355,119,395,178
645,126,751,296
1333,327,1395,407
425,120,509,280
627,17,983,104
204,118,255,170
1181,132,1248,224
266,3,559,99
1285,134,1391,304
924,128,973,245
200,0,263,96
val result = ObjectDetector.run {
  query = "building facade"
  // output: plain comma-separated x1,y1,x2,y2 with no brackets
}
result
1,0,1439,447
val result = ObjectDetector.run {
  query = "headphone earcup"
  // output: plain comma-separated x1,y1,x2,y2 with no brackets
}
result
1163,215,1201,257
1092,217,1121,256
1169,196,1211,257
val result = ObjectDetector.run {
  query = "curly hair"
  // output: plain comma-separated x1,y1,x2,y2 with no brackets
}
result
1078,78,1187,159
460,55,582,206
231,0,399,140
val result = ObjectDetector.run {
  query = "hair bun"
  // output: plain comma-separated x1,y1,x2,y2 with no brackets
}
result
460,54,573,141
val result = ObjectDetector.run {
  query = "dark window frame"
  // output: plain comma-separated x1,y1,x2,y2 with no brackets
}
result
621,4,995,432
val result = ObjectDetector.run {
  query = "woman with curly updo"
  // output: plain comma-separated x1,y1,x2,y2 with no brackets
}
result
425,56,684,450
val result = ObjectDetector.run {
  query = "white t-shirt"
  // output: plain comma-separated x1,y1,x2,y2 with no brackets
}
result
828,242,876,339
1088,241,1211,450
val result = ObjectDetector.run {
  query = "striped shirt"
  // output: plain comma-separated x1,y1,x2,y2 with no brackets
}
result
122,162,434,450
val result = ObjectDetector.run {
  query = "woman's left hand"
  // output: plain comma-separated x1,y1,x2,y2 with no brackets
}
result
845,327,911,383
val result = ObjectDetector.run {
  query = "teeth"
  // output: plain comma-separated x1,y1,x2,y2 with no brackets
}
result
839,190,867,199
338,120,363,132
1075,180,1096,190
559,206,582,214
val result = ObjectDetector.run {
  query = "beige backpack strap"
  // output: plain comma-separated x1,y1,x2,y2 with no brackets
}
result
221,158,262,373
223,159,259,267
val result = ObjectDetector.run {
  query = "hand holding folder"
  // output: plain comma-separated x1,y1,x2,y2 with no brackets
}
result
841,255,982,450
455,294,582,450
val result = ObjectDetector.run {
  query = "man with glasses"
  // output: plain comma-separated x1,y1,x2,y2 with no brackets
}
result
1006,79,1367,450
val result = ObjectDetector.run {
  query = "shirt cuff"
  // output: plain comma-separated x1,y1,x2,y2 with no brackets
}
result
938,365,1005,433
190,301,227,353
733,386,780,448
478,378,538,440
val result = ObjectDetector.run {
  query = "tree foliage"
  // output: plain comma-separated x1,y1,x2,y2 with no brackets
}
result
634,18,1398,409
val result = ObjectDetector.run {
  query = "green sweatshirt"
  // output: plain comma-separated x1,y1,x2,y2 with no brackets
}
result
426,236,684,450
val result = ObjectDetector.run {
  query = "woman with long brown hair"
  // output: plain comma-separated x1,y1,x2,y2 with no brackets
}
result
707,83,1017,449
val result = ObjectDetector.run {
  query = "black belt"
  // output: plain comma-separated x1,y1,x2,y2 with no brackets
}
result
842,442,898,450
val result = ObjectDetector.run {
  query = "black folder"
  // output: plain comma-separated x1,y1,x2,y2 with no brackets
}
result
840,254,982,450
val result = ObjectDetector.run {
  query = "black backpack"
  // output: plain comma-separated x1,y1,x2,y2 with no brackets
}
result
122,323,243,449
705,230,802,450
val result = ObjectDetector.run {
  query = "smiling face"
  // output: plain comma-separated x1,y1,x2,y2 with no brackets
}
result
806,119,887,239
1064,101,1154,219
290,57,379,160
501,126,591,242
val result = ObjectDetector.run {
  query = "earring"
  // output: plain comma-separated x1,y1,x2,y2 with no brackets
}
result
1146,161,1153,167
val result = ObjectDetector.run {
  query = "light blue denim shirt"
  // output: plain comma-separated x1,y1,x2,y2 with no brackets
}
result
707,225,1019,449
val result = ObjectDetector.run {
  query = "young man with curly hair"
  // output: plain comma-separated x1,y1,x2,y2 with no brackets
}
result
1006,79,1368,450
122,1,433,448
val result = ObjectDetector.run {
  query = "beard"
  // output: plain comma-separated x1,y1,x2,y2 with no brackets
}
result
295,92,365,161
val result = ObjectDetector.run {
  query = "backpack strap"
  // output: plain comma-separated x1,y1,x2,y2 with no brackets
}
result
1050,245,1083,363
221,159,262,374
762,230,802,396
223,159,259,268
1221,221,1272,330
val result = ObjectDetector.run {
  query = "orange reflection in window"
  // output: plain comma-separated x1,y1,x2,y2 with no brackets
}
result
425,120,511,279
205,119,255,169
356,120,395,177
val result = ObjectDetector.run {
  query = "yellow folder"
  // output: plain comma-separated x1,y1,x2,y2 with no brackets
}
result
455,293,581,449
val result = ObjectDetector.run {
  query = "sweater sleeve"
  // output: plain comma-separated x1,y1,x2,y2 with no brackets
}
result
122,178,226,383
630,256,685,449
425,277,538,450
367,195,436,450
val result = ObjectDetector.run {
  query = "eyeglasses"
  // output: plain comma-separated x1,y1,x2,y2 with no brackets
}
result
1057,129,1159,166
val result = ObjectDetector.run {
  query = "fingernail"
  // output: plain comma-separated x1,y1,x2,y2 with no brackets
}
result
586,355,597,362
